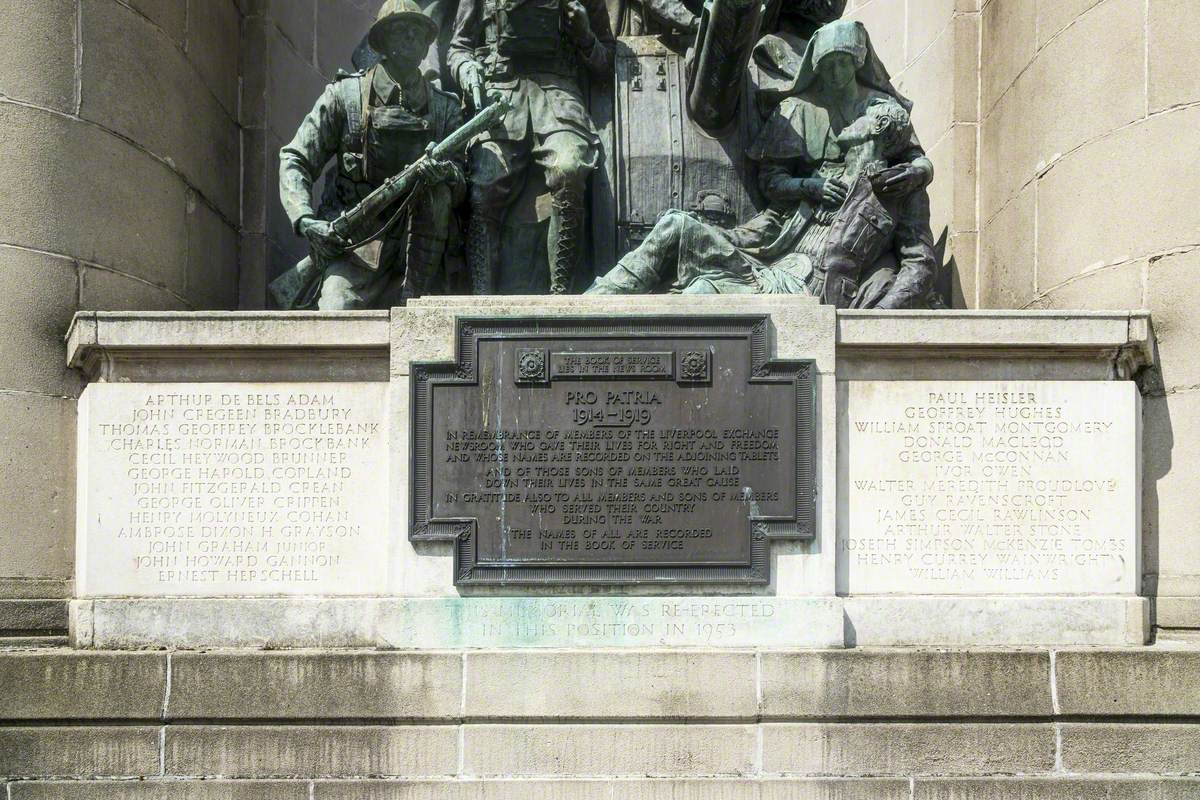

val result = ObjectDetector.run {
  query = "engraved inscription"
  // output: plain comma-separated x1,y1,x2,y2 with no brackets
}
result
81,383,388,597
844,381,1137,595
411,318,815,585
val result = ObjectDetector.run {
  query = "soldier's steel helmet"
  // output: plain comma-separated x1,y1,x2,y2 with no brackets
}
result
369,0,439,51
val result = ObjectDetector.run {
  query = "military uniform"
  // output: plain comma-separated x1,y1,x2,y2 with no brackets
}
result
278,6,466,309
448,0,615,293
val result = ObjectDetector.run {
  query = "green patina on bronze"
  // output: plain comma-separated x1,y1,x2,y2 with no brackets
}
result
586,19,939,309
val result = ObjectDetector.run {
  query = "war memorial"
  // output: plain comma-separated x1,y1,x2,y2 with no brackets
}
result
1,0,1199,795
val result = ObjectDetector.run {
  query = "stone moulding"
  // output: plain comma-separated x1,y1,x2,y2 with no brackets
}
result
62,304,1156,649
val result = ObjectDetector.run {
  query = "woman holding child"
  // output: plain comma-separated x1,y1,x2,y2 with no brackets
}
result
586,19,939,309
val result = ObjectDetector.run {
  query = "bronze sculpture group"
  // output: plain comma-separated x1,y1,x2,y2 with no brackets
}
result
273,0,938,310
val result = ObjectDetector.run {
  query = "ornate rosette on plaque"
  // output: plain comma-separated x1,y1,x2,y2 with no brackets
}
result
410,316,815,586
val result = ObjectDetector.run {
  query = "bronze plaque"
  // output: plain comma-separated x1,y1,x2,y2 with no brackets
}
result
410,316,815,585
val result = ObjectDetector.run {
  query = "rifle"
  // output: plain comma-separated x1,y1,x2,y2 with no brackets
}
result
269,95,511,308
330,95,513,249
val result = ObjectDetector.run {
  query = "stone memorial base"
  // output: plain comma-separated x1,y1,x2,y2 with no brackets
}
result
66,301,1153,648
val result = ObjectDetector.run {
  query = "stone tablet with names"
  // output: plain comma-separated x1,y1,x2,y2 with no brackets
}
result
410,317,816,586
77,383,388,596
843,381,1138,595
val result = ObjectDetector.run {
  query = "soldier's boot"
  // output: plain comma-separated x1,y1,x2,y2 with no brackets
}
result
547,187,584,294
466,214,499,295
402,231,448,301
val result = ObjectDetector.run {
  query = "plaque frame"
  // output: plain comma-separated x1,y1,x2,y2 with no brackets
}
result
409,315,816,586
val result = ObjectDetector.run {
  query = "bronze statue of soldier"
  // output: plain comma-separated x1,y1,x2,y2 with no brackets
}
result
276,0,466,309
448,0,616,294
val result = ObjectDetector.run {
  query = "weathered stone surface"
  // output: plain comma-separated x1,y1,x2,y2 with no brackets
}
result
270,0,317,63
0,578,70,600
1056,650,1200,715
926,123,977,239
316,0,378,76
843,597,1147,647
896,19,956,150
0,0,76,113
1028,261,1143,311
168,652,462,720
267,23,328,142
760,651,1051,718
949,231,977,308
0,393,74,580
125,0,187,42
1143,391,1200,614
915,777,1200,799
1148,0,1198,112
313,780,613,800
10,782,310,799
760,780,914,800
0,600,67,633
1158,597,1200,630
79,266,189,312
81,0,240,220
1036,107,1200,289
82,596,845,650
0,245,80,396
1146,248,1200,389
905,0,957,63
185,194,242,310
1060,723,1200,773
463,724,757,777
0,726,160,778
464,652,756,720
978,184,1034,308
834,310,1147,352
844,0,905,75
67,311,390,361
0,102,188,289
164,725,458,778
761,723,1056,775
313,782,912,800
185,0,241,115
1035,0,1144,137
1,652,165,719
983,0,1144,223
981,0,1035,112
1036,0,1105,45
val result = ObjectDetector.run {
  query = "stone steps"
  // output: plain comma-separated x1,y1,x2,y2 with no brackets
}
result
5,779,1200,800
1,648,1198,789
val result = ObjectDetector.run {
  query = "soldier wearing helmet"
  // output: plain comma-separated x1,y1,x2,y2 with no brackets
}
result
278,0,467,309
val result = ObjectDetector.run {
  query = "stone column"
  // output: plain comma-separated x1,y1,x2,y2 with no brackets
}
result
978,0,1200,628
0,0,240,633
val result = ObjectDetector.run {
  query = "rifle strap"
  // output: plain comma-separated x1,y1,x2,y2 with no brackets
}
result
359,66,377,178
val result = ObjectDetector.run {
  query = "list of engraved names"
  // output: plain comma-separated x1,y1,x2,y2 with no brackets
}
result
844,381,1137,595
81,383,387,596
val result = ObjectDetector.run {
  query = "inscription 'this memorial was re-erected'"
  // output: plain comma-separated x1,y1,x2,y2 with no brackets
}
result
411,318,816,585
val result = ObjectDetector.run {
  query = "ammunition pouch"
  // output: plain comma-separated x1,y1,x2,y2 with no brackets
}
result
484,0,563,60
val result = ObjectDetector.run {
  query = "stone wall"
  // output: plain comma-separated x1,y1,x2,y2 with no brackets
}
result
0,0,240,634
976,0,1200,628
3,648,1200,796
845,0,981,308
241,0,379,307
